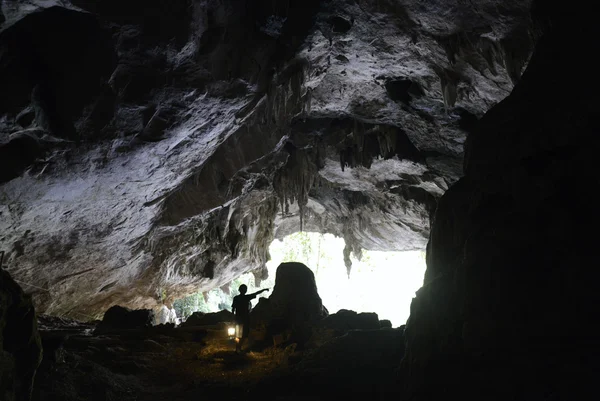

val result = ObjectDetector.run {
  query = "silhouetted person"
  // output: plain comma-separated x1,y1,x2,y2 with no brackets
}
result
231,284,269,352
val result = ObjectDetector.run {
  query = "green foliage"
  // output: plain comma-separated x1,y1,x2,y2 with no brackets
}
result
172,232,426,326
173,292,206,319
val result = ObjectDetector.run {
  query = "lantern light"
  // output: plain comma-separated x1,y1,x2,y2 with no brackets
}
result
227,326,236,339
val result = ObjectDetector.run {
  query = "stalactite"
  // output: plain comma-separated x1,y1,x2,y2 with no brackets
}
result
441,76,458,110
273,145,318,231
376,125,398,158
479,38,501,76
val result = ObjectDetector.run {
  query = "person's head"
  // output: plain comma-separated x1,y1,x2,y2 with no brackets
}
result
238,284,247,295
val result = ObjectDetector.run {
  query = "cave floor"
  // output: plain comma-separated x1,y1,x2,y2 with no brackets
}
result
33,328,291,401
32,318,401,401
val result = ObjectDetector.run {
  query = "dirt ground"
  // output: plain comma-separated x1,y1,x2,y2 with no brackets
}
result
35,329,270,400
32,322,402,401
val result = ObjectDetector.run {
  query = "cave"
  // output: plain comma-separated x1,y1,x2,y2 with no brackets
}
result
1,1,598,400
172,232,426,327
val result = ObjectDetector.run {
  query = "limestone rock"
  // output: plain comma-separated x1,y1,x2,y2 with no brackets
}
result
379,319,392,329
400,3,600,399
318,309,380,332
268,262,328,321
94,305,154,335
179,310,234,328
0,0,534,317
307,309,381,348
250,262,327,347
0,269,43,401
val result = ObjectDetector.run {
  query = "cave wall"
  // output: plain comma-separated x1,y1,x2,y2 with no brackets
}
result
0,0,533,317
401,3,600,400
0,269,43,401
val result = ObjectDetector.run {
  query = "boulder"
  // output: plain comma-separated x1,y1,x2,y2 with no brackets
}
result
250,262,328,348
379,319,392,329
308,309,381,348
1,269,43,401
320,309,380,332
180,310,234,328
94,305,154,334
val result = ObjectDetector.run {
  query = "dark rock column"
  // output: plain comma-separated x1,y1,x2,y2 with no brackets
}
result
0,270,43,401
400,3,600,400
251,262,328,348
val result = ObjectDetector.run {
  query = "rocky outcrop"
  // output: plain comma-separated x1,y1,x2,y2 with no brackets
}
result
94,305,154,334
319,309,380,332
308,309,381,348
179,310,234,328
268,262,328,321
400,3,600,400
0,0,534,316
1,270,43,401
250,262,328,347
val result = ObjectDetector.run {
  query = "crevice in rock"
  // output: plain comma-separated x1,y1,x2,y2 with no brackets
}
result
385,78,425,104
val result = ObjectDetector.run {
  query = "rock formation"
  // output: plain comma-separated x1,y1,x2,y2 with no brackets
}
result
180,309,234,328
0,0,533,317
307,308,381,347
1,1,598,399
94,305,155,334
400,2,600,400
0,270,43,401
250,262,328,347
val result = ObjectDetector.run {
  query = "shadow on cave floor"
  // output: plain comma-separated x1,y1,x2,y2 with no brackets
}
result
32,318,402,401
34,330,279,401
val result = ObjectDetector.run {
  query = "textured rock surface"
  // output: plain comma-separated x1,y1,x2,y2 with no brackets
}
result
94,305,154,334
179,309,234,328
267,262,328,321
250,262,328,347
0,270,43,401
0,0,534,316
307,309,380,348
400,3,600,400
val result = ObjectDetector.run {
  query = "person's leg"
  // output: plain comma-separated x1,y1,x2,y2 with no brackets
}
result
240,319,250,352
235,323,242,352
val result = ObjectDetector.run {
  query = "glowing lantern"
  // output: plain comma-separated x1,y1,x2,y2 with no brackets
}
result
227,326,236,339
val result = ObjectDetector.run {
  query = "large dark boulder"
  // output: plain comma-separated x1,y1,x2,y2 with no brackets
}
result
250,262,328,348
179,310,234,327
0,269,43,401
94,305,154,334
319,309,380,332
307,309,381,347
268,262,328,321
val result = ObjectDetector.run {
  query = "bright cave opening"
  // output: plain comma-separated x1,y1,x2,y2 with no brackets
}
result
174,232,426,327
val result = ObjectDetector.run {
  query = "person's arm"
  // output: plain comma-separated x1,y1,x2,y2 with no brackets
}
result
248,288,269,297
231,298,236,314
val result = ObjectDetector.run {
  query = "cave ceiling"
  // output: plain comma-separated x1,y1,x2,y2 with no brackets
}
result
0,0,534,316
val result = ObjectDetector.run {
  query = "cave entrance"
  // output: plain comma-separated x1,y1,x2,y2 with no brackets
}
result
175,232,425,327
